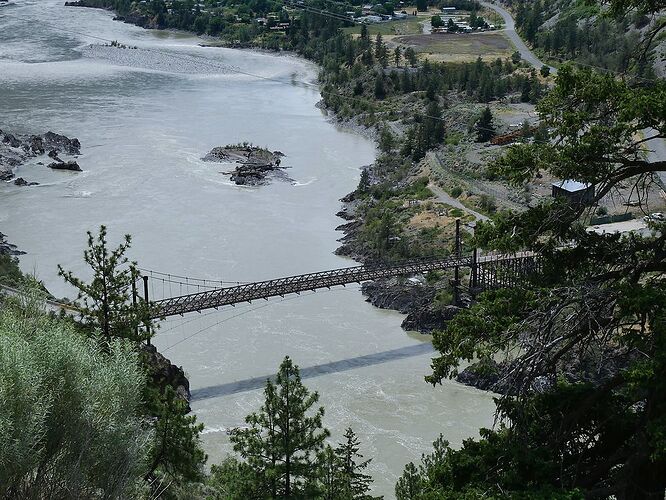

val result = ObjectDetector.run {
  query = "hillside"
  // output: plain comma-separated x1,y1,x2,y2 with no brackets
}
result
498,0,664,77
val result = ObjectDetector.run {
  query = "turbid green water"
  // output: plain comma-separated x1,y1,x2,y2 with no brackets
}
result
0,1,495,495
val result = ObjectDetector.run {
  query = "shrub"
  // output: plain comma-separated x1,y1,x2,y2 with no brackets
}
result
0,297,149,498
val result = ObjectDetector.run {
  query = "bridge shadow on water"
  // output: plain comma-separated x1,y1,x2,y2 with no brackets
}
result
190,343,435,402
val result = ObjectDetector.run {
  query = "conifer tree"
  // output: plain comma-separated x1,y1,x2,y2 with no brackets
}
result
335,427,373,498
404,47,417,67
231,356,330,498
374,33,384,60
58,225,147,342
358,168,371,194
475,106,495,142
394,46,402,67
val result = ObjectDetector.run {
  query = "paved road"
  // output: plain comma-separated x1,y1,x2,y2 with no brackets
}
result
480,1,557,74
587,218,654,237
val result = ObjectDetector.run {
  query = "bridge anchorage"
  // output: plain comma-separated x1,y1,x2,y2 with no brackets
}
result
142,250,540,320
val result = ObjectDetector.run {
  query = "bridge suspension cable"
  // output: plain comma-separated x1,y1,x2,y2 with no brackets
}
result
138,267,251,287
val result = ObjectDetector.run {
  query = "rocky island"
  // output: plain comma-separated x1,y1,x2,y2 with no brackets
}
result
202,143,289,186
0,129,82,183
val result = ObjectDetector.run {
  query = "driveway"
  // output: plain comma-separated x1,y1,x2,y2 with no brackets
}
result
429,183,490,221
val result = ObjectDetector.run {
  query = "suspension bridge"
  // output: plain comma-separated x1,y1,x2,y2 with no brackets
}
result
144,251,540,320
0,251,540,320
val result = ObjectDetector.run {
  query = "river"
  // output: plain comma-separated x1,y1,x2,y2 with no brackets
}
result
0,1,495,496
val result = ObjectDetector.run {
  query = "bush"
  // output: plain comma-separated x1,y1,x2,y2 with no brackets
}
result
479,194,497,214
0,297,149,498
450,185,463,198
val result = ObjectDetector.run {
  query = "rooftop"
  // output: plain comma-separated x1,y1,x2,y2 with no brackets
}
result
552,180,592,192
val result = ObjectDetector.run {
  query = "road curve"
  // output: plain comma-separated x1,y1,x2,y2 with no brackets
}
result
481,3,666,189
480,1,557,74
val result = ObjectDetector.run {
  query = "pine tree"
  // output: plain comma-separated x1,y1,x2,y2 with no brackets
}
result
395,462,422,499
374,73,386,99
358,168,370,194
360,23,370,50
394,46,402,67
335,428,373,498
58,225,148,342
319,445,341,500
404,46,417,67
374,33,384,60
144,385,206,484
475,106,495,142
379,126,395,153
231,356,330,498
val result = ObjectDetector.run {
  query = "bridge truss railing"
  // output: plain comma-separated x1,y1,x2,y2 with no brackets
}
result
150,256,473,319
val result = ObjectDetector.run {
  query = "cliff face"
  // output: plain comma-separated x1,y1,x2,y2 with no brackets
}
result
141,344,192,410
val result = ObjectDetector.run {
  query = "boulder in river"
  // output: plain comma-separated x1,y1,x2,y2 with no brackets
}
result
14,177,39,186
43,131,81,155
1,129,83,175
48,160,81,171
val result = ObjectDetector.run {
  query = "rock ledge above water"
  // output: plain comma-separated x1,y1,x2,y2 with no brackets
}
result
202,144,290,186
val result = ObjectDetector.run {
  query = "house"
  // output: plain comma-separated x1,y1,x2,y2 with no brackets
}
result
551,180,595,205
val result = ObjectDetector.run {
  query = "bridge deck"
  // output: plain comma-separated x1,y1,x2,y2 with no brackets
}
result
150,256,473,318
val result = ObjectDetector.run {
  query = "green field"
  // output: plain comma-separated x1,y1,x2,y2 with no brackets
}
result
343,18,423,36
393,32,513,62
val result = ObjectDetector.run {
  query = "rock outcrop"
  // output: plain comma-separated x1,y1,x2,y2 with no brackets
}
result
141,344,192,411
48,160,82,171
455,346,641,396
0,129,82,182
13,177,39,187
203,144,290,186
0,232,25,256
402,304,462,334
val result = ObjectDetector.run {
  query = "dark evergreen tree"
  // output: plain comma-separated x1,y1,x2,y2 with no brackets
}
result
231,356,330,498
335,428,373,498
475,106,495,142
58,225,148,342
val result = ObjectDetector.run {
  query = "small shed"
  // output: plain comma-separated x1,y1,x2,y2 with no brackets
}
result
551,180,595,205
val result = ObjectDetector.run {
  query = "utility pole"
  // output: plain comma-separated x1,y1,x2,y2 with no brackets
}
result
143,275,151,346
453,218,461,306
132,278,138,340
471,247,478,297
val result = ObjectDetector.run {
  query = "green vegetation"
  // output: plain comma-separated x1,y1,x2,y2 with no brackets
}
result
0,294,148,498
509,0,658,76
47,227,219,498
343,18,423,36
9,0,665,497
0,254,26,288
58,225,147,342
418,35,666,500
231,356,329,497
474,106,495,142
